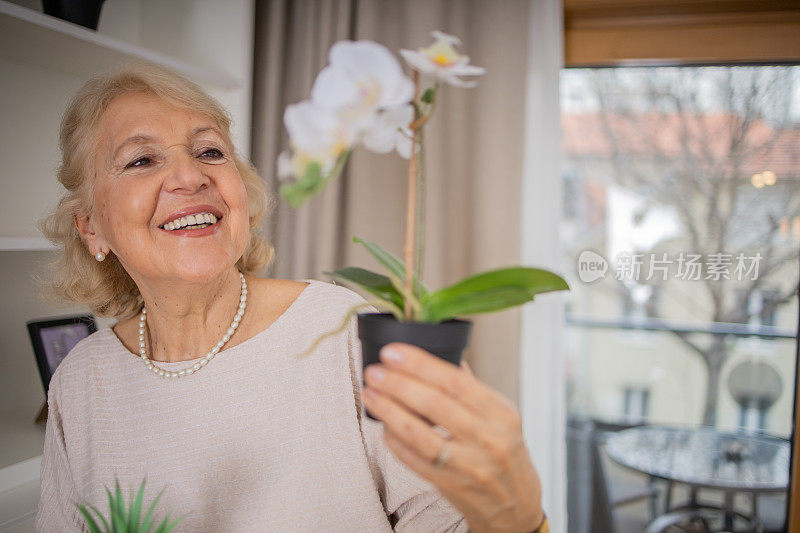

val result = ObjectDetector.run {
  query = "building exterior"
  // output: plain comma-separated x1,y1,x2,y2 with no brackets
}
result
560,86,799,438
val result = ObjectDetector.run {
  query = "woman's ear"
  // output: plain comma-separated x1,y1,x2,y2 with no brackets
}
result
74,211,109,257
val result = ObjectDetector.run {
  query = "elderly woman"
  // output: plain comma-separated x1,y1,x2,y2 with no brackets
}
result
34,64,546,533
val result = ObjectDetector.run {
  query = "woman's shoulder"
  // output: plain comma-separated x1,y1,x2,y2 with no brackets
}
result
253,277,371,312
297,278,377,315
251,277,378,335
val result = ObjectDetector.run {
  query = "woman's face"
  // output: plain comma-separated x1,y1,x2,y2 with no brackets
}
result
82,91,250,286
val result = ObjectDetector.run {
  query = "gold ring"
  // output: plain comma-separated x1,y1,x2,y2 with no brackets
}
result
433,440,451,468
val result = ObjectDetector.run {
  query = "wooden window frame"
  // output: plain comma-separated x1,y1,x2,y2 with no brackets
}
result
564,0,800,67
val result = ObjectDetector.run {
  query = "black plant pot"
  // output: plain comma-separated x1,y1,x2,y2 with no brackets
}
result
42,0,105,30
357,312,472,421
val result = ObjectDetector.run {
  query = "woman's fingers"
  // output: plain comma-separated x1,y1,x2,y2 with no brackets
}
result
363,387,470,474
377,342,516,421
381,427,489,495
364,362,482,442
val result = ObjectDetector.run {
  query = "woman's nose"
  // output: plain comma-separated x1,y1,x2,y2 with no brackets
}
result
163,150,210,193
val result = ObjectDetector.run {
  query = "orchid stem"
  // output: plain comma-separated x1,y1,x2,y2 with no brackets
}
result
403,71,420,321
415,127,426,295
410,82,440,129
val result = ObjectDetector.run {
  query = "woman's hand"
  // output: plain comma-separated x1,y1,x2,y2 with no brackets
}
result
362,342,545,533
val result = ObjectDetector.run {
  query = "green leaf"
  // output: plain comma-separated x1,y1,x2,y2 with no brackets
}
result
279,161,323,208
421,87,437,104
76,504,104,533
141,487,166,533
104,482,127,532
128,478,147,533
115,478,125,516
110,504,127,533
153,513,184,533
322,267,404,309
423,285,540,322
280,151,352,208
86,502,111,533
352,236,428,298
422,267,569,322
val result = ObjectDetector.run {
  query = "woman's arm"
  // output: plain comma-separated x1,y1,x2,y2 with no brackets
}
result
35,372,87,533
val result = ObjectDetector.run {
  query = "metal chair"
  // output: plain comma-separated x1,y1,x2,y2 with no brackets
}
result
590,425,659,533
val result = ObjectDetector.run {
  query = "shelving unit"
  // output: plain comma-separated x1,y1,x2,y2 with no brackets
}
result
0,238,53,252
0,0,240,90
0,0,254,249
0,1,255,527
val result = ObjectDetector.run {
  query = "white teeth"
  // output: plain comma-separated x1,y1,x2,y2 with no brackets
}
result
162,212,219,231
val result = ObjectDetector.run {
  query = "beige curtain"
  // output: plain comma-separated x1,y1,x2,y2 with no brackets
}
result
252,0,530,404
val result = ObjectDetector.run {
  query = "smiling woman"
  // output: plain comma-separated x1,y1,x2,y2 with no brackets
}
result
40,65,273,319
32,62,480,532
78,92,251,287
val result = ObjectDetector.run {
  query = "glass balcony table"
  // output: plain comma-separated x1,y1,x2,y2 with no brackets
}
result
605,425,790,531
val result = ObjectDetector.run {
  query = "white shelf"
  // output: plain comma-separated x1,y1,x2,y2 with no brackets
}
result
0,0,241,89
0,456,40,494
0,238,54,252
0,477,39,532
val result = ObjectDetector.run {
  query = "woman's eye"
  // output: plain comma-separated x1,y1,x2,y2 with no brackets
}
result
200,148,224,160
125,156,152,169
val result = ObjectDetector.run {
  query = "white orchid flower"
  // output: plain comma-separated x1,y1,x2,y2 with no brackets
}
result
281,100,354,177
400,30,485,88
362,104,414,159
310,40,414,132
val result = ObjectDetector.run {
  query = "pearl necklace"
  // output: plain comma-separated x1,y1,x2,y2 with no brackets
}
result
138,271,247,378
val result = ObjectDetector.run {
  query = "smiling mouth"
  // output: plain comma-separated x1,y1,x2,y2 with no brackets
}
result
160,212,221,231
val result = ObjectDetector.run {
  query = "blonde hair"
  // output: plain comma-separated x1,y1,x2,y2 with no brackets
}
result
39,62,275,319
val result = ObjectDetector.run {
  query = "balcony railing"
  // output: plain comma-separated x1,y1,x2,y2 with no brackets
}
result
565,314,797,340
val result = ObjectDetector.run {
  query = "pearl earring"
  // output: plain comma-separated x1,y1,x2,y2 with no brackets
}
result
95,251,106,262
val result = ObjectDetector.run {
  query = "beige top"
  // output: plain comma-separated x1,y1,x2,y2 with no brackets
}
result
35,279,467,532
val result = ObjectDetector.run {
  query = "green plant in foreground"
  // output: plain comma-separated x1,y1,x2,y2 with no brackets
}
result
76,477,184,533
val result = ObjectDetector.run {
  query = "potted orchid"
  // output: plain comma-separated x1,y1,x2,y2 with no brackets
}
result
278,32,568,411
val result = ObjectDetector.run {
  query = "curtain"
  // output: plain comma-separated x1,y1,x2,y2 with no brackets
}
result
251,0,530,405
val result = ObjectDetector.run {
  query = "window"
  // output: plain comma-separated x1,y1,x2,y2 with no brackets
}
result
735,287,783,327
738,396,768,432
562,65,798,433
561,62,798,533
622,386,650,423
